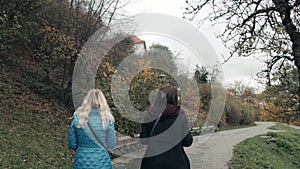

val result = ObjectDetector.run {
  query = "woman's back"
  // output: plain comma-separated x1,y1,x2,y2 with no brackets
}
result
140,105,193,169
68,108,116,169
140,86,193,169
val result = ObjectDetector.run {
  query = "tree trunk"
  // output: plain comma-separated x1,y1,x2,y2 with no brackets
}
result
292,33,300,115
272,0,300,115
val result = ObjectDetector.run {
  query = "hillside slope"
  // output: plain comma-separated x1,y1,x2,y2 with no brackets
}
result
0,56,73,168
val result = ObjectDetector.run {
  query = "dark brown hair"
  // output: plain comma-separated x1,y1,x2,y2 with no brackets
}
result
154,86,179,107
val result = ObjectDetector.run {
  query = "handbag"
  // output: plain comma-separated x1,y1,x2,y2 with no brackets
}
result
87,121,107,150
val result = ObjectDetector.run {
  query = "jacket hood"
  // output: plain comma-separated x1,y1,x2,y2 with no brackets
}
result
144,103,180,122
160,103,180,119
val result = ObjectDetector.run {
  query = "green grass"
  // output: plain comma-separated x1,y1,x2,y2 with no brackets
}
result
0,93,73,168
0,57,73,168
229,123,300,169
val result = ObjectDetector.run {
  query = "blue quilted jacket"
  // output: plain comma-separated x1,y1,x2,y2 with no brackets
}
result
68,108,117,169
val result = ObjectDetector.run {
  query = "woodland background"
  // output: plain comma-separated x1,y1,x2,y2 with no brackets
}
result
0,0,300,168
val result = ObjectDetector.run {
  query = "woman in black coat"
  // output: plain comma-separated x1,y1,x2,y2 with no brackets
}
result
140,86,193,169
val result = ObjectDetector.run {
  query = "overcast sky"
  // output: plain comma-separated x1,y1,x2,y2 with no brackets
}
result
121,0,266,92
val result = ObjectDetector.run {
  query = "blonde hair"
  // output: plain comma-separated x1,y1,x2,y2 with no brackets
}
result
73,89,114,128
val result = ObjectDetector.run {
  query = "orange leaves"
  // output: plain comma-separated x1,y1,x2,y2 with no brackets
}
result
35,24,78,61
259,103,278,121
142,61,153,78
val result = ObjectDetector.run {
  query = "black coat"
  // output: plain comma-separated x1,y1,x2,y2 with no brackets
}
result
140,104,193,169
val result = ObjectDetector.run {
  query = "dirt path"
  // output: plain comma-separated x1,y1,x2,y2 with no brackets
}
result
112,122,277,169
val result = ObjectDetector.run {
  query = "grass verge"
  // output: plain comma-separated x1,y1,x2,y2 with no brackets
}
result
229,123,300,169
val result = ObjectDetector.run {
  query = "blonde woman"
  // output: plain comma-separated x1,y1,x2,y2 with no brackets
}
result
68,89,116,169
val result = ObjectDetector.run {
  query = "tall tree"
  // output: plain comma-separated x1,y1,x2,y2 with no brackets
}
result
184,0,300,113
0,0,49,55
146,44,180,74
29,0,124,102
262,62,299,124
227,81,255,99
194,65,209,84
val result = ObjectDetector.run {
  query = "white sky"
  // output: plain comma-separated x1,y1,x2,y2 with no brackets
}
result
121,0,266,92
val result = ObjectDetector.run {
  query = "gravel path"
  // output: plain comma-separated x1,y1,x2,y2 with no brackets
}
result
112,122,278,169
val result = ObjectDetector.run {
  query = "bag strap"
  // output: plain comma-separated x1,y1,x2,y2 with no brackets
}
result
149,112,163,137
87,121,107,150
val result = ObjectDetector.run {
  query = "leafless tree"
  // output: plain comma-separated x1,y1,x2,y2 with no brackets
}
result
184,0,300,113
